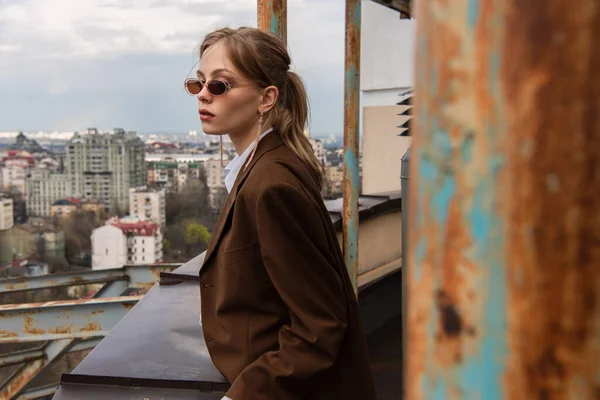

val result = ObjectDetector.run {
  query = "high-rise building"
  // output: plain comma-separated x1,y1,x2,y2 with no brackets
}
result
67,128,145,212
28,128,146,217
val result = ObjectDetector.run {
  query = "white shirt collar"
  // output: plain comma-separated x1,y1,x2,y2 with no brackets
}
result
223,127,273,193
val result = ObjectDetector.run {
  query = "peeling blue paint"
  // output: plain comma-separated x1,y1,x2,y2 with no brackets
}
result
413,238,427,282
468,0,479,28
352,1,361,27
343,147,360,269
270,10,279,34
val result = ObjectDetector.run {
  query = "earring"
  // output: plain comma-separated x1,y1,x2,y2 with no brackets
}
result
243,110,264,171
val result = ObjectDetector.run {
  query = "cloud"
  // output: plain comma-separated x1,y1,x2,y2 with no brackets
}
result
0,0,347,135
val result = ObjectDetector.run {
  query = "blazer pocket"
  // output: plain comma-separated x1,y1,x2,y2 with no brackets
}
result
219,243,256,268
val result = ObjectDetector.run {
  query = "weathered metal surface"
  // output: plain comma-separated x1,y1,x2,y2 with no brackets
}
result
0,337,100,368
1,339,71,399
17,384,60,400
342,0,361,293
407,0,600,399
0,296,141,343
0,264,178,294
257,0,287,44
18,384,59,399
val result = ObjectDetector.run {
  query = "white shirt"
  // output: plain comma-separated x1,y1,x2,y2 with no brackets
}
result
223,127,273,193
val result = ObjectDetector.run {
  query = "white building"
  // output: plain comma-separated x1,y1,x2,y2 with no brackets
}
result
360,1,414,194
129,186,166,227
0,196,14,230
91,215,163,270
2,158,29,195
309,138,327,166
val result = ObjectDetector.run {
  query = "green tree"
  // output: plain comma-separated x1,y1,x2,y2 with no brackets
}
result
184,220,210,246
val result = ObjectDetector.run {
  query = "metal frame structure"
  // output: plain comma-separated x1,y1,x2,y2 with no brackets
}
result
0,264,178,398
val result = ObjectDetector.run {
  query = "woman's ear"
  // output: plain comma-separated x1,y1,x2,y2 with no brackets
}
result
260,85,279,113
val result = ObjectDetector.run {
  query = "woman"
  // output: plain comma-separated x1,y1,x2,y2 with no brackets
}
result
185,27,377,400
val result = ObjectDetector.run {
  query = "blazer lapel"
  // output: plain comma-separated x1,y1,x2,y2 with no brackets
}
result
201,133,284,273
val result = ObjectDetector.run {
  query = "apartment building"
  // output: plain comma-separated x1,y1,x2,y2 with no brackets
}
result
0,196,14,230
91,215,163,270
2,158,30,195
27,168,71,217
27,128,146,216
67,128,145,212
129,186,166,227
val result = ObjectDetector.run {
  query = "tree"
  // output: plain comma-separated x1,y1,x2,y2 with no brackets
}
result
184,220,210,246
165,179,212,229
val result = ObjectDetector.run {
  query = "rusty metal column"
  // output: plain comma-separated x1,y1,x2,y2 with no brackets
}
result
257,0,287,44
407,0,600,399
343,0,361,293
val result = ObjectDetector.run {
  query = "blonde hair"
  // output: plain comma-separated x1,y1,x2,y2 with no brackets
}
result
200,27,324,188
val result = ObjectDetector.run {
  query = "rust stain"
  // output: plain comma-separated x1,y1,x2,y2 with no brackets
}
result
1,359,45,399
78,322,102,333
24,316,45,335
0,330,18,338
91,309,105,315
49,325,73,335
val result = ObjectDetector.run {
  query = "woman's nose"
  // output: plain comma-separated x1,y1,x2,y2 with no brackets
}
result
197,84,211,103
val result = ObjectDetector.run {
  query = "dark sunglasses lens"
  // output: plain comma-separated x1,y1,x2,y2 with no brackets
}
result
207,80,227,95
185,80,202,95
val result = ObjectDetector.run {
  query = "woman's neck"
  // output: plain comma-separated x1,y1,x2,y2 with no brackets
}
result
229,124,273,155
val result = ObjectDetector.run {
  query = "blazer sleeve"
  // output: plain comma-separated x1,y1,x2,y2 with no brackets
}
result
225,181,348,400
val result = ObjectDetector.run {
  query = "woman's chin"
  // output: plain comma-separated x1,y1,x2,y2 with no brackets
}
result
200,125,226,136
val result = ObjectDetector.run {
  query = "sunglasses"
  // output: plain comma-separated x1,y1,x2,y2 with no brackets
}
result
184,78,256,96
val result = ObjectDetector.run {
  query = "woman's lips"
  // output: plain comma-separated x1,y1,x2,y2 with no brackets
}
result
199,109,215,121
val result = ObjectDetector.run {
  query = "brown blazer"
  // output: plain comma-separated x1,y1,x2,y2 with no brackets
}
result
199,132,377,400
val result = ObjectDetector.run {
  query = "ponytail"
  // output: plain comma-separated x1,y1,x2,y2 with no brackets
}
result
274,71,324,188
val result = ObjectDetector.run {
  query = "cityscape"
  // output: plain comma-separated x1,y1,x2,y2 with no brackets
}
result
0,128,355,276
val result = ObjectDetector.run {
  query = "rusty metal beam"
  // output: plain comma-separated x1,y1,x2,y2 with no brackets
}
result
369,0,412,16
1,339,71,399
0,296,141,343
0,337,100,367
0,338,101,398
342,0,361,294
17,384,59,399
407,0,600,399
257,0,287,44
0,264,178,294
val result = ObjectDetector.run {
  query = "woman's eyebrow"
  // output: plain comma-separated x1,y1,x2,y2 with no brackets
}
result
196,68,236,79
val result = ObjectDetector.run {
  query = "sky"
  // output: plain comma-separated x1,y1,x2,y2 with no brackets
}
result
0,0,347,135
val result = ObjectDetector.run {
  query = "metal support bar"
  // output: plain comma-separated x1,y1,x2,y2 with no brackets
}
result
342,0,361,294
257,0,287,44
17,384,60,400
0,296,141,343
0,337,100,367
1,339,71,399
0,264,179,294
408,0,600,398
